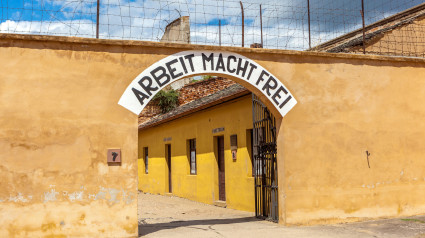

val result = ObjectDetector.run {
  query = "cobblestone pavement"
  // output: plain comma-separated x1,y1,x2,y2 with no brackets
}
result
138,192,425,238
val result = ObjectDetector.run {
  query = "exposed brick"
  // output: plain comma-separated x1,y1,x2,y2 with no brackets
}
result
138,77,237,122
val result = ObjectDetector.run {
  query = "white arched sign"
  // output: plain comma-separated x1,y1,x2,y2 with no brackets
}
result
119,50,297,117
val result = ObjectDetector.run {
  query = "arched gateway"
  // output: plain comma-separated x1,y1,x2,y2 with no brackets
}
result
118,50,297,117
120,50,297,222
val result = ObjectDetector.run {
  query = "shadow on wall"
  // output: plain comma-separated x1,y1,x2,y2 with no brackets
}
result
138,217,257,236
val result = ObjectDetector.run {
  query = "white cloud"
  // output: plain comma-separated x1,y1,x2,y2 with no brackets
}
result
1,19,96,37
1,0,423,50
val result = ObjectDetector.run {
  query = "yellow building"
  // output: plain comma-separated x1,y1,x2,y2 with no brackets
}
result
138,84,257,212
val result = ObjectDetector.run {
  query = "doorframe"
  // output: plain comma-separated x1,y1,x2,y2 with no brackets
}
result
212,135,226,202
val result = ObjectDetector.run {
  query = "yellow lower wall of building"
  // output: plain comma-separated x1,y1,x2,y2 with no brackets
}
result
138,95,255,212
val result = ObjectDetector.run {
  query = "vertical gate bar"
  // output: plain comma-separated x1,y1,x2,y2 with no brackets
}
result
262,100,264,216
266,107,268,218
264,110,271,218
265,112,268,219
255,97,263,216
252,94,257,217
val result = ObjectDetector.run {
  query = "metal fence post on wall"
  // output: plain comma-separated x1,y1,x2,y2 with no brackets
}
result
360,0,366,54
96,0,100,39
260,4,263,47
219,19,222,46
240,1,244,47
307,0,311,49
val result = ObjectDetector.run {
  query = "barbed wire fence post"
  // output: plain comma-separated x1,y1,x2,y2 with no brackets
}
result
219,19,221,46
260,4,263,47
307,0,311,49
96,0,100,39
361,0,366,54
240,1,244,47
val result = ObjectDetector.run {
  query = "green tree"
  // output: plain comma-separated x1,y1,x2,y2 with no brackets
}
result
153,89,180,113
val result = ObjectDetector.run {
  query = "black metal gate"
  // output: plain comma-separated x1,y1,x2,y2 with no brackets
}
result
252,94,278,222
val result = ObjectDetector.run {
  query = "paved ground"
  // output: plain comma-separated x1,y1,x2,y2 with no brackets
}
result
138,192,425,238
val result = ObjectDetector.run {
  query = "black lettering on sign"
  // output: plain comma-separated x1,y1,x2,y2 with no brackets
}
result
262,76,278,96
246,63,257,81
166,59,183,79
112,152,118,161
215,53,226,72
151,66,171,87
138,76,158,96
227,55,237,73
280,95,292,109
131,88,150,106
184,54,195,72
179,57,188,74
236,58,249,77
271,86,289,108
202,53,214,71
256,70,269,86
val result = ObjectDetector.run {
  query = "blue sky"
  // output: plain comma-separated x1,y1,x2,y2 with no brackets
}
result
1,0,424,50
2,0,96,21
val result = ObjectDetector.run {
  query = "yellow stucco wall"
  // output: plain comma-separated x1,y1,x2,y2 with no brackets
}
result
1,33,425,235
278,57,425,225
138,95,255,212
0,36,142,237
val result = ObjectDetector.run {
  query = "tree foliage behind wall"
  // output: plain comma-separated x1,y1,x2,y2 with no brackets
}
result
153,89,180,113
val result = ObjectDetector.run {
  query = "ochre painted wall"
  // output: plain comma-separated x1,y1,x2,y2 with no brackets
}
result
278,57,425,225
1,34,425,235
0,36,146,237
138,95,255,212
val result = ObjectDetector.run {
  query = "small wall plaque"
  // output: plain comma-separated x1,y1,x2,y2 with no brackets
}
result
107,149,121,163
212,127,225,134
232,150,237,161
163,137,172,142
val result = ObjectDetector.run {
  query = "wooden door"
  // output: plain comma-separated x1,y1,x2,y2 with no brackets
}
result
217,136,225,201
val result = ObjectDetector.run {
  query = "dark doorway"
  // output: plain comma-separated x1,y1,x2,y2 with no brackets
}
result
252,94,278,222
166,144,172,193
217,136,226,201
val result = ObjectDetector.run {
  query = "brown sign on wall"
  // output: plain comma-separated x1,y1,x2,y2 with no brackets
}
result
107,149,121,163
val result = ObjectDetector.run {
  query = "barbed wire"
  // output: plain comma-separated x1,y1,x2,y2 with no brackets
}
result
0,0,424,57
